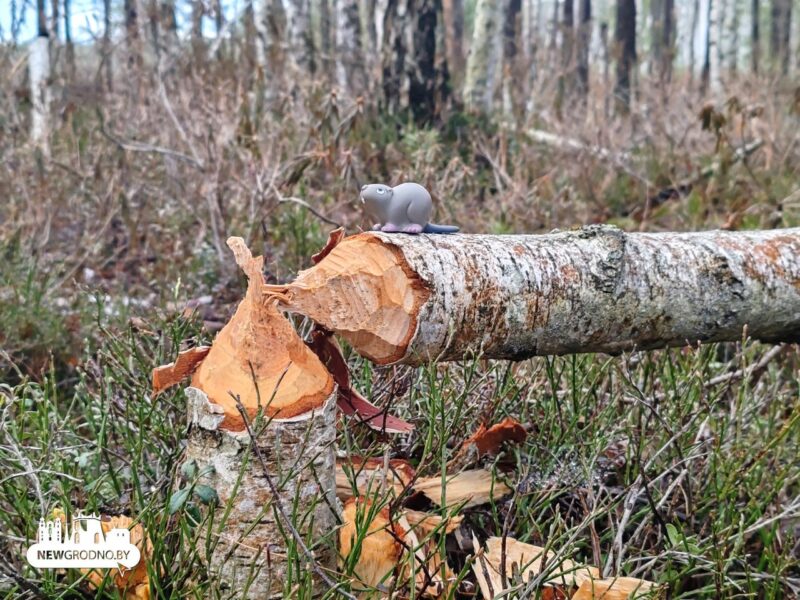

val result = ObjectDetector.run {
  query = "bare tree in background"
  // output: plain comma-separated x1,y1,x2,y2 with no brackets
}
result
310,0,333,80
576,0,591,96
442,0,465,88
30,0,51,154
336,0,364,93
702,0,713,92
254,0,288,101
729,0,740,76
751,0,760,73
614,0,636,113
408,0,439,123
381,0,410,112
124,0,140,68
102,0,113,91
64,0,75,78
286,0,314,74
502,0,522,117
769,0,791,74
690,0,700,83
556,0,574,113
191,1,206,63
464,0,502,113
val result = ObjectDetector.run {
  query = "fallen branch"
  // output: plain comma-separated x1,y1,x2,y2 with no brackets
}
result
271,226,800,365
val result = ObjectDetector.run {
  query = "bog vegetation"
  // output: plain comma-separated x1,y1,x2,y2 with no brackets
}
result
1,0,799,598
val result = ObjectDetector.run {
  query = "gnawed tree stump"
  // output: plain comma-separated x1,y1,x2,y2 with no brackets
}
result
269,226,800,364
184,386,338,598
180,238,338,597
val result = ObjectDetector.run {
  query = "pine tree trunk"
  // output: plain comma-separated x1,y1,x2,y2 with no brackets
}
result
271,227,800,365
614,0,636,113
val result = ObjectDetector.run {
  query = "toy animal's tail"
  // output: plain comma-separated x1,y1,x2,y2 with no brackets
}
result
423,223,460,234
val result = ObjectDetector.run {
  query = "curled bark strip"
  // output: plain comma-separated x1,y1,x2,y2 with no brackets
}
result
312,227,347,264
448,417,527,471
151,346,210,395
277,227,800,365
308,328,414,433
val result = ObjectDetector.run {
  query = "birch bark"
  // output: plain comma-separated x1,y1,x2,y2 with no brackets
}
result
183,387,338,598
275,227,800,365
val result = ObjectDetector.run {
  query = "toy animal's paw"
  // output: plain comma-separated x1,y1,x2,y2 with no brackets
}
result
402,224,423,234
372,223,382,231
381,223,400,232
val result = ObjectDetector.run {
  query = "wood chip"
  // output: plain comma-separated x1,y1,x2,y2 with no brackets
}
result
472,536,659,599
151,346,210,395
414,469,512,508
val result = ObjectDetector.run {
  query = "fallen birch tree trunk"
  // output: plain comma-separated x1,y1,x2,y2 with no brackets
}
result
270,226,800,365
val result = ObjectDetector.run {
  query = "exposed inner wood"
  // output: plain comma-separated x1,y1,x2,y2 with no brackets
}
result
275,233,428,363
191,238,334,430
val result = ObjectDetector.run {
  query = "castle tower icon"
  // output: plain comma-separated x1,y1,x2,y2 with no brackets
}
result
71,513,104,545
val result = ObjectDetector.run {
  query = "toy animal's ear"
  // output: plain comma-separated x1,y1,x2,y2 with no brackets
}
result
386,187,394,197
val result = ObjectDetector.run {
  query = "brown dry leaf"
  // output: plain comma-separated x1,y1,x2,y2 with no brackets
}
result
571,577,659,599
191,237,334,430
336,455,416,500
448,417,527,471
404,509,462,536
151,346,210,395
414,469,512,509
400,514,456,598
339,497,405,592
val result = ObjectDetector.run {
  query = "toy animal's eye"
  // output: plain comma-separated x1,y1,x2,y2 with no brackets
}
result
377,188,386,195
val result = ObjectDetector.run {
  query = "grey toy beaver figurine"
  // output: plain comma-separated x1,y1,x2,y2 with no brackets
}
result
360,182,459,234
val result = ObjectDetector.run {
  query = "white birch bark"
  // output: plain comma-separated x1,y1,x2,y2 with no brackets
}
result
29,35,51,154
183,387,338,597
282,227,800,365
335,0,363,92
463,0,503,113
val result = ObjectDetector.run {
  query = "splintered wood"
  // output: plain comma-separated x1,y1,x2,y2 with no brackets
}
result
191,237,334,430
273,227,800,365
268,234,428,363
